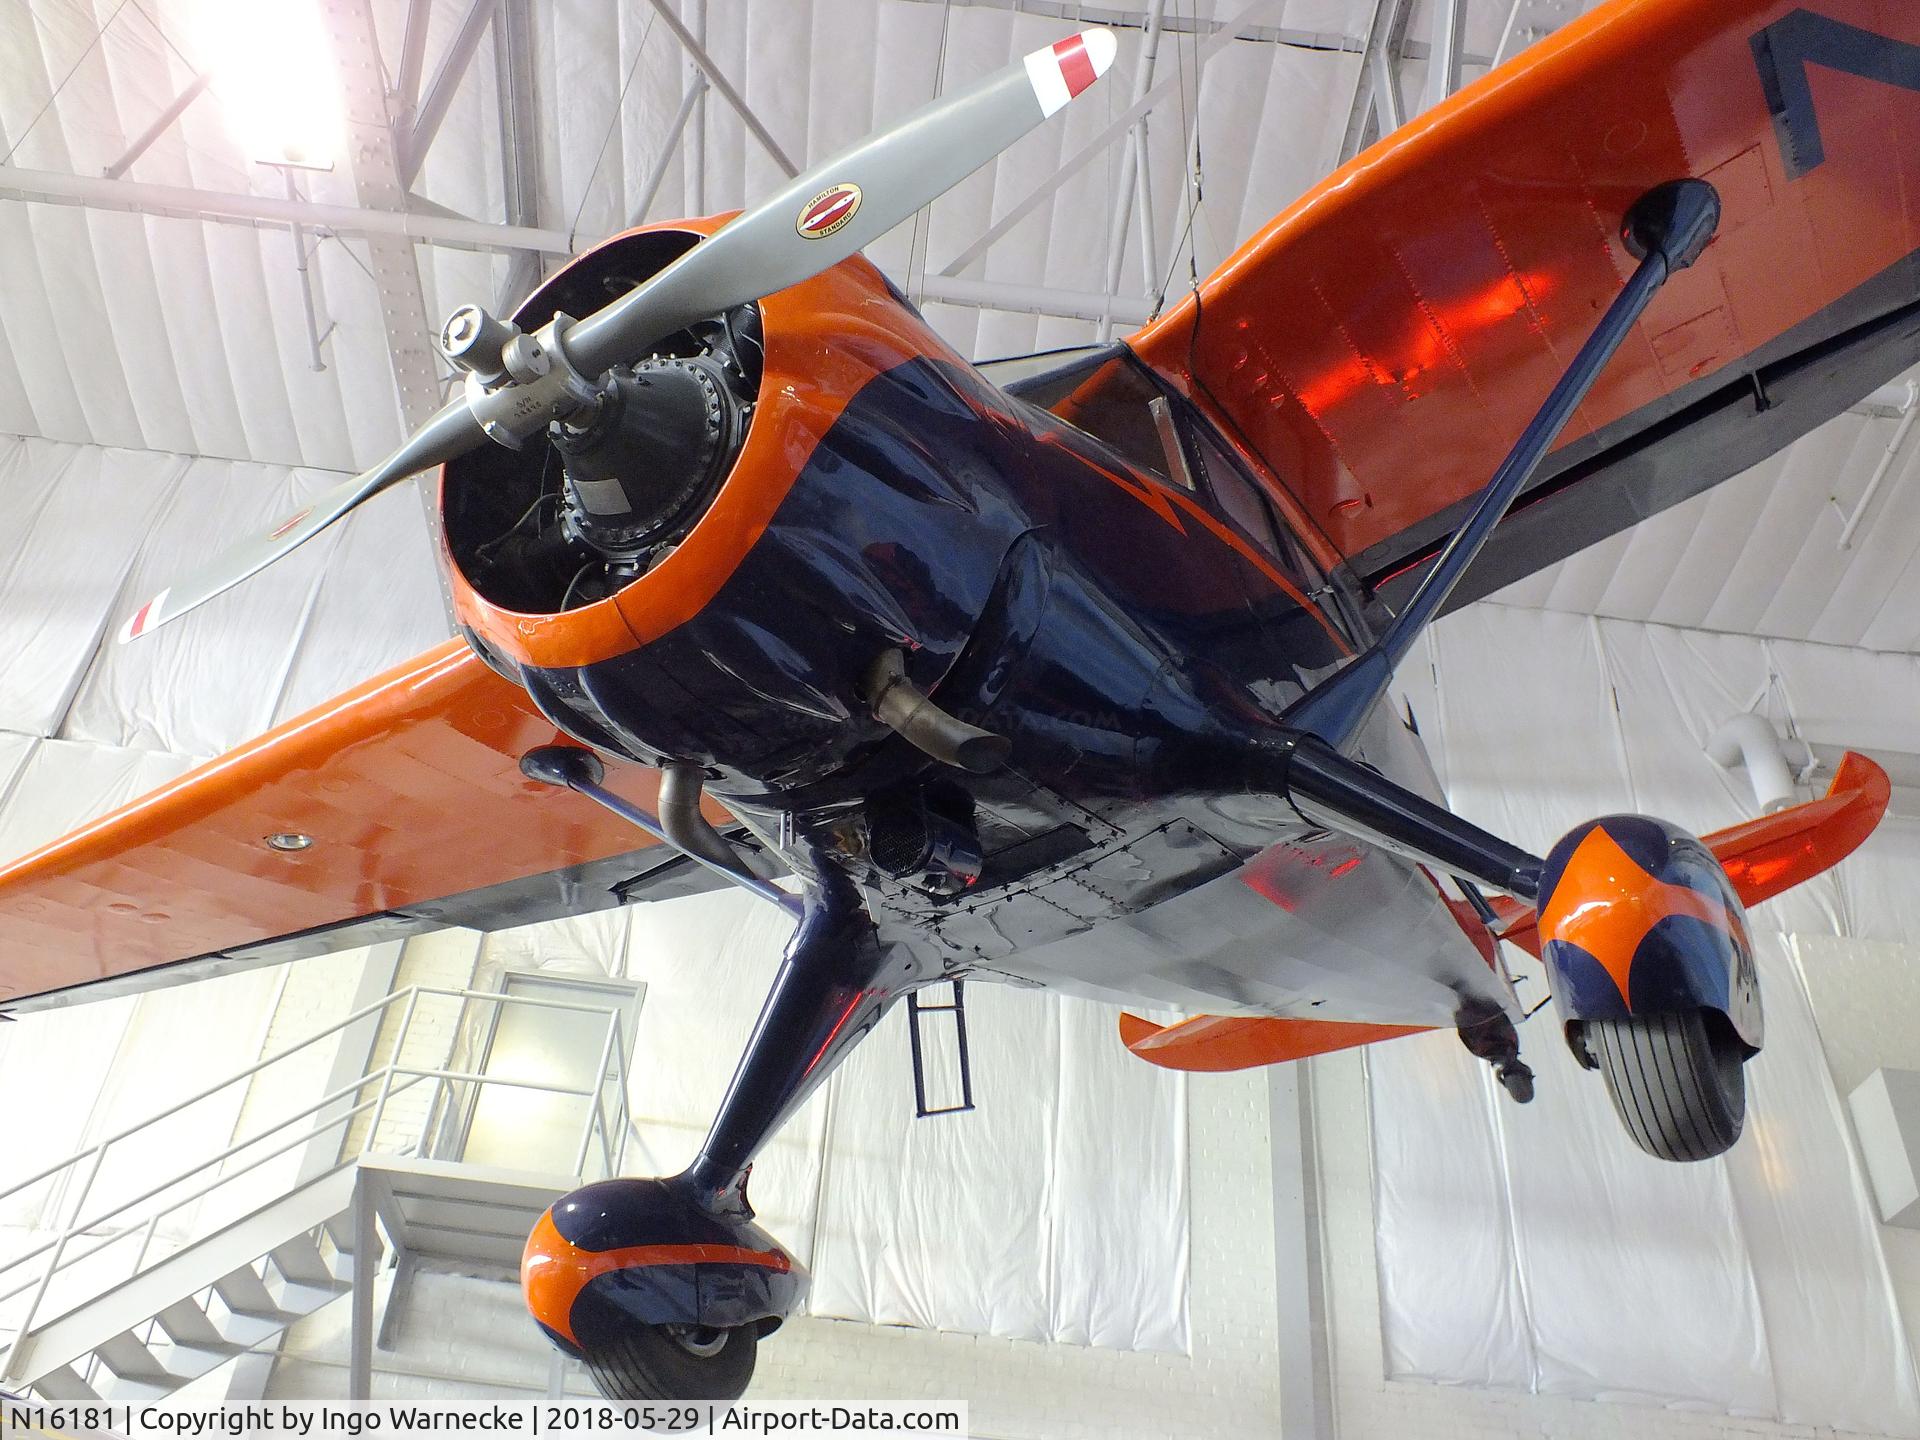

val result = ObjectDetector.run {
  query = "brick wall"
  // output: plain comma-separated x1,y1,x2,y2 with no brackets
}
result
340,930,483,1158
230,948,372,1152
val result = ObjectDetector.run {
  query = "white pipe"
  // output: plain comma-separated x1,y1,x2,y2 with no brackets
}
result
1707,714,1801,813
1099,0,1168,342
0,165,574,254
912,274,1157,325
1854,379,1920,416
1839,399,1920,549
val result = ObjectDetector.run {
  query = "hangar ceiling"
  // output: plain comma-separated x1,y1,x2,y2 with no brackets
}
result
0,0,1914,653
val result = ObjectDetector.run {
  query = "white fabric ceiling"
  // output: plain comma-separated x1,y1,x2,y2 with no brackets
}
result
0,432,445,758
0,0,1511,461
4,0,1915,656
1496,379,1920,654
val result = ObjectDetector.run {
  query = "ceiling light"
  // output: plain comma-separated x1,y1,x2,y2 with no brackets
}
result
196,0,342,169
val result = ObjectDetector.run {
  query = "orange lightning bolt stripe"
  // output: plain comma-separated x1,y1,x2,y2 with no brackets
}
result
1537,825,1740,1012
521,1207,792,1347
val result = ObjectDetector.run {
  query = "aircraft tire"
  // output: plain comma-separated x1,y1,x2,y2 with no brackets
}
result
582,1320,758,1402
1587,1009,1745,1162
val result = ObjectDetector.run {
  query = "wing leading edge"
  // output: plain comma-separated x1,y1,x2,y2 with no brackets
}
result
0,641,723,1014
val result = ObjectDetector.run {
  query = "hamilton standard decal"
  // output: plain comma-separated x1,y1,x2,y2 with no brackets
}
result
269,508,313,541
796,183,862,240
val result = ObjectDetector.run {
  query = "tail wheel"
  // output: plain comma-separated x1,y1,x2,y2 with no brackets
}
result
1587,1009,1746,1162
582,1321,758,1401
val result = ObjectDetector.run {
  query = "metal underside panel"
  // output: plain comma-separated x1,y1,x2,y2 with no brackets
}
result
967,831,1513,1027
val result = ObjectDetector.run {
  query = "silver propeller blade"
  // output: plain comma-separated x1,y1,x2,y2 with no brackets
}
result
118,29,1115,642
118,397,482,643
564,28,1117,376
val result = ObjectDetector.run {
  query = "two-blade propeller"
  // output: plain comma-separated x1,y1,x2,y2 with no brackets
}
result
120,29,1117,644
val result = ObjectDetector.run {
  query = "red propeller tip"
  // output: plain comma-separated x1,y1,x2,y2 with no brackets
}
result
1026,28,1117,117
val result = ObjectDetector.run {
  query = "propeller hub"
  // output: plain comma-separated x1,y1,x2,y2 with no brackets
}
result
553,353,751,563
440,304,522,384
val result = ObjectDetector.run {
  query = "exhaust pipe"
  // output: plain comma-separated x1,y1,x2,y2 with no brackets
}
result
864,649,1011,775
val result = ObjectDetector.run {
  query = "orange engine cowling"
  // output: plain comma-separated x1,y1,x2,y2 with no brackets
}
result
1536,815,1761,1049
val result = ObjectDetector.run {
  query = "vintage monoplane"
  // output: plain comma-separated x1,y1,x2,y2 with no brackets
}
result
1,0,1914,1403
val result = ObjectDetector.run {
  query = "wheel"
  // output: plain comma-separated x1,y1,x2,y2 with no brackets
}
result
1587,1009,1745,1162
582,1320,759,1401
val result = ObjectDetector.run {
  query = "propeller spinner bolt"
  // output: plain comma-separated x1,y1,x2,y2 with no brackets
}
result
439,303,522,382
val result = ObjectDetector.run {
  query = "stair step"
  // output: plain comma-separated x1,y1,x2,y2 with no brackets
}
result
99,1372,193,1406
269,1274,350,1315
6,1168,358,1389
154,1297,227,1351
213,1265,288,1320
95,1330,181,1385
323,1212,356,1255
270,1236,336,1290
209,1304,292,1349
150,1334,246,1382
32,1362,104,1402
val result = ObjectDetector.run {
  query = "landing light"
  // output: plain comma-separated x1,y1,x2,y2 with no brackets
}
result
197,0,342,169
265,832,314,852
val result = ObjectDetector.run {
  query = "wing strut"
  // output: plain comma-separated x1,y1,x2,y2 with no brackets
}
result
521,746,803,918
1283,179,1721,749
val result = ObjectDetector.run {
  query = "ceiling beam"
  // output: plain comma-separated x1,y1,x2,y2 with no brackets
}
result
400,0,503,187
630,77,707,229
685,0,708,214
1335,0,1417,167
0,165,572,254
332,0,443,430
0,172,1137,330
936,0,1276,281
332,0,477,624
637,0,798,179
1420,0,1466,113
493,0,544,310
1097,0,1168,341
394,0,433,127
103,73,211,180
888,0,1481,64
910,273,1155,326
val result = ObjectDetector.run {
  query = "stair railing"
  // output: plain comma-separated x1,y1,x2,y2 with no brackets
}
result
0,985,632,1387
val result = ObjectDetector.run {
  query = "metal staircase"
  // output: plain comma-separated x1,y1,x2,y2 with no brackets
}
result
0,983,633,1403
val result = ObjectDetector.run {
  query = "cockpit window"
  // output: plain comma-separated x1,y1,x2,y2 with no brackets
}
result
1003,346,1172,482
1183,417,1327,594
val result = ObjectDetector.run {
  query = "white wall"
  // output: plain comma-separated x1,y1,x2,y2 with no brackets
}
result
1315,601,1920,1440
1791,932,1920,1376
258,916,1287,1440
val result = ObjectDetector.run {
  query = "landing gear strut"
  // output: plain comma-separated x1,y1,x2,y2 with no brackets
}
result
519,816,915,1402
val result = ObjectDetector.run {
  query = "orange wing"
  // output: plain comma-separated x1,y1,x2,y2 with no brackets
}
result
1700,750,1891,908
1484,753,1890,961
1126,754,1889,1071
0,641,727,1013
1117,1011,1428,1073
1131,0,1920,598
